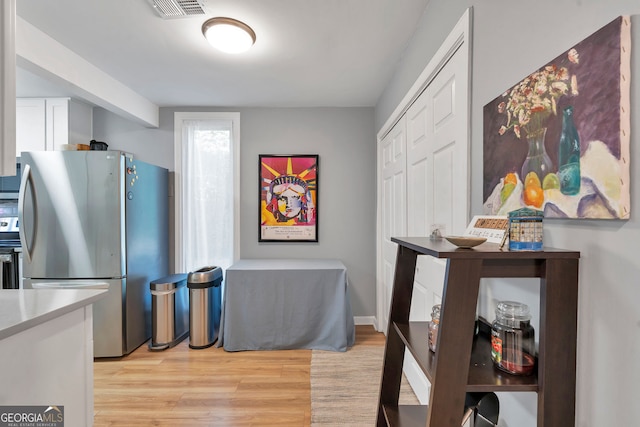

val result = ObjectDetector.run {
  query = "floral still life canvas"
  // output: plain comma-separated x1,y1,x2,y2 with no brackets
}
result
483,16,630,219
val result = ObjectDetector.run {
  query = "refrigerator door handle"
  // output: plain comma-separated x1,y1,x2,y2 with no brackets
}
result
18,164,36,263
31,281,110,289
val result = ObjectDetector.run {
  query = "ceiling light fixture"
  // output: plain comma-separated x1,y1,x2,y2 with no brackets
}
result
202,17,256,54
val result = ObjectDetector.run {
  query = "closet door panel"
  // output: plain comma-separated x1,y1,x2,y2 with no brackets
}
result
380,117,407,331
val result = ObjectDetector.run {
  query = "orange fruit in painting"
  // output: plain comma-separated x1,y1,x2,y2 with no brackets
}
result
524,171,541,189
504,172,518,186
523,185,544,208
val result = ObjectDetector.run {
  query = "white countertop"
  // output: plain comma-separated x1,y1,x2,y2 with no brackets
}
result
0,289,107,340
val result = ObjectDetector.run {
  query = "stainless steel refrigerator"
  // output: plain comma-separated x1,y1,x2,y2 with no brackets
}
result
19,151,169,357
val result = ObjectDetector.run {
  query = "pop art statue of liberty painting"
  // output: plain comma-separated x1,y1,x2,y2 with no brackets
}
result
259,155,318,242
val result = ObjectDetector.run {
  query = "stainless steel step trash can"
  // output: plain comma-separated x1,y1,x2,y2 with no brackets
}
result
149,274,189,351
187,266,222,349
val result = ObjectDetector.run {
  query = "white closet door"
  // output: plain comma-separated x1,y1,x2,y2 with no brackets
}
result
407,44,470,320
375,8,471,405
406,91,437,321
379,116,407,332
402,38,470,405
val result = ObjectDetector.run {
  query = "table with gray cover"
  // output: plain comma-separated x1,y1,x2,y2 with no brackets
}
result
218,258,355,351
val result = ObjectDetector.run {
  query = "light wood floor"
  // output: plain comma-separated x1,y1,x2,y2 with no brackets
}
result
93,325,385,427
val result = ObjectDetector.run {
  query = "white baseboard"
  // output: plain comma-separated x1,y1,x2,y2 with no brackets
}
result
354,315,376,326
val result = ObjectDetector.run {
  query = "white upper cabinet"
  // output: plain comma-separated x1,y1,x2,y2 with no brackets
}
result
45,97,70,151
16,97,92,155
16,98,46,153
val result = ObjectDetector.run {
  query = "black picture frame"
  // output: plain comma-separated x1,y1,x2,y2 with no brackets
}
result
259,154,319,242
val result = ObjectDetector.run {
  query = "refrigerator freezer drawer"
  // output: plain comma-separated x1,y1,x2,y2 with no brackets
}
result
24,278,127,358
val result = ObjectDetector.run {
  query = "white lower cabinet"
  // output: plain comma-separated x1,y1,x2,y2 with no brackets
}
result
0,305,95,426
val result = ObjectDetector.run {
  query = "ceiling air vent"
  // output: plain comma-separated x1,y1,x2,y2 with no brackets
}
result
147,0,206,19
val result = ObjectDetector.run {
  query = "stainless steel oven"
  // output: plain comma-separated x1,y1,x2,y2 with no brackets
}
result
0,247,19,289
0,187,21,289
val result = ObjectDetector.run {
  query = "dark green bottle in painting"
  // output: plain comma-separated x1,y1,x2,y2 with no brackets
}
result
558,106,581,195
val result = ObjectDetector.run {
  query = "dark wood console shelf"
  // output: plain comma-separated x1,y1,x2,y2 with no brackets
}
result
376,237,580,427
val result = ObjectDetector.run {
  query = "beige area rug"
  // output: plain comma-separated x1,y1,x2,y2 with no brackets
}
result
311,345,420,426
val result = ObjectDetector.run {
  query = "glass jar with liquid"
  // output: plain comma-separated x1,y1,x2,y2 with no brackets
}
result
428,304,441,352
490,301,535,375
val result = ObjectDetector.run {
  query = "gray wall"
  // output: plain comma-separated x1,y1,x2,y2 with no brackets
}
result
376,1,640,426
93,106,377,318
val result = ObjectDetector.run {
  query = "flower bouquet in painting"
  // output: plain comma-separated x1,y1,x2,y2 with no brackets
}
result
482,16,630,219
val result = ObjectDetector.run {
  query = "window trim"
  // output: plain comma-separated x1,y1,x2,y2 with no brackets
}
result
173,111,241,273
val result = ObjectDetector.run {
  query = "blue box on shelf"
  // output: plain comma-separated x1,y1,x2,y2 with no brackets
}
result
508,208,543,251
